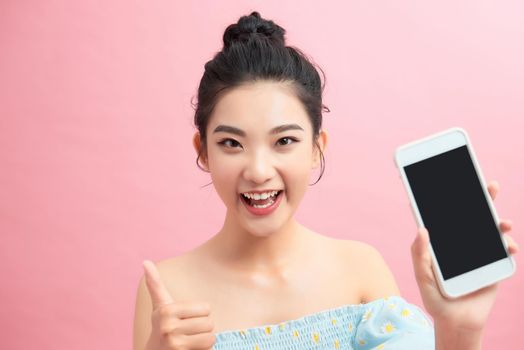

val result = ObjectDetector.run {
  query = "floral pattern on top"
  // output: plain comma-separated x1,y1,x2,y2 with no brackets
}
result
212,296,434,349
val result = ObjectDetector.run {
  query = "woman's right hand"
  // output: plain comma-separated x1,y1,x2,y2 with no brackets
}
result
142,260,217,350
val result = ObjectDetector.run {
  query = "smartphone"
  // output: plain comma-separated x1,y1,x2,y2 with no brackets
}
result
394,127,515,298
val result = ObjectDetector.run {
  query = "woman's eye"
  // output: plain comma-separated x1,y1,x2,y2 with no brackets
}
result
218,137,298,149
277,137,298,146
218,138,242,148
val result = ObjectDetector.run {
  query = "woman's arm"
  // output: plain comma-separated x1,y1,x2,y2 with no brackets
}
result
434,321,482,350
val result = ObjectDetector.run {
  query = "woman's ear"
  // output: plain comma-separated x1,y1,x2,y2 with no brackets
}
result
312,129,328,169
192,132,209,171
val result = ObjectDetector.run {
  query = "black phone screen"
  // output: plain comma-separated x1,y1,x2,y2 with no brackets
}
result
404,145,508,280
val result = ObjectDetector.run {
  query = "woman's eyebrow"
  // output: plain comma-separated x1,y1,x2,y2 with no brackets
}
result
213,124,304,136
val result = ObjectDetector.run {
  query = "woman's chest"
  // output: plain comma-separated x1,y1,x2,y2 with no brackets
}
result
209,283,362,333
187,260,363,333
168,238,366,334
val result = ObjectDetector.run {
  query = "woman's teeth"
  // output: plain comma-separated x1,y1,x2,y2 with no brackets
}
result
241,190,281,208
252,199,275,209
241,190,279,200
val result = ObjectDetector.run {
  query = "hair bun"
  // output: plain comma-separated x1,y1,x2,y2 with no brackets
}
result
223,11,286,49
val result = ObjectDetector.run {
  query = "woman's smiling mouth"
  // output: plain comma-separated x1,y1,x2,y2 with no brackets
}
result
240,190,284,215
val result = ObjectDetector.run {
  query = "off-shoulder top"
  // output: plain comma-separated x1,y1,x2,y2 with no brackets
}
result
212,296,434,349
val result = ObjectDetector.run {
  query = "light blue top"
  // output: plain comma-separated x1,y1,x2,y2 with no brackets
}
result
212,296,434,349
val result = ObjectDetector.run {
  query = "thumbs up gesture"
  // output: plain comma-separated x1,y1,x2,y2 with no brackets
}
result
142,260,217,350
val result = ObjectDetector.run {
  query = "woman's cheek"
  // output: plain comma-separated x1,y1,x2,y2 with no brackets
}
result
208,153,239,202
286,149,314,176
283,153,313,193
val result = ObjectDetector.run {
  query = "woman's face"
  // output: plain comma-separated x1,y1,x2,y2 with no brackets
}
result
196,81,326,237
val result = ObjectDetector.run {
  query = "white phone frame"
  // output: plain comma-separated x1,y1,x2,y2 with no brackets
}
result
395,127,516,298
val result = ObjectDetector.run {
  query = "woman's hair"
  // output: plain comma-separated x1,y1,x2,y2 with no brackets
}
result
192,11,330,185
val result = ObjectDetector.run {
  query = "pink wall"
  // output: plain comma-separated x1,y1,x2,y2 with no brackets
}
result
1,1,522,349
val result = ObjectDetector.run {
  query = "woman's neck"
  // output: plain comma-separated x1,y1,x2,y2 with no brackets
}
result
203,214,315,274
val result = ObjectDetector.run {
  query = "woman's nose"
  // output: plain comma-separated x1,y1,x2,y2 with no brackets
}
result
243,151,276,184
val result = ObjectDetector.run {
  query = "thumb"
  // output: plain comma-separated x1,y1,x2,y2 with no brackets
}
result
410,227,434,285
143,260,174,309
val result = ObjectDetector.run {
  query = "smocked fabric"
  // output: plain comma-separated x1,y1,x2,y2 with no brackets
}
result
212,296,434,349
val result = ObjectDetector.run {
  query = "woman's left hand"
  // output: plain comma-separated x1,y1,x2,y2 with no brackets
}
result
411,180,518,332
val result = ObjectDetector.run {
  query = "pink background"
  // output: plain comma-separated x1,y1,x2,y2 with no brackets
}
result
1,1,522,349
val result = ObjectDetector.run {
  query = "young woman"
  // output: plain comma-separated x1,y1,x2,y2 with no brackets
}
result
133,11,518,350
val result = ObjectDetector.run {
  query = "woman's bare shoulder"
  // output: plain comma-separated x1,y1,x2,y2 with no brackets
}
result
133,252,204,350
151,251,204,300
154,254,190,274
329,237,401,302
323,236,377,258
